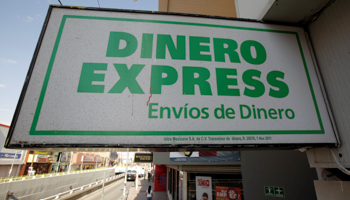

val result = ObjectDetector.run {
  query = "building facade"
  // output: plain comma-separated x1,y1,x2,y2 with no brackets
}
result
154,150,318,200
70,152,107,171
0,124,26,178
262,0,350,198
24,151,54,174
157,0,350,199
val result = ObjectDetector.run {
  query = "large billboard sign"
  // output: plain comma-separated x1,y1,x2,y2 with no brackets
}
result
6,6,338,149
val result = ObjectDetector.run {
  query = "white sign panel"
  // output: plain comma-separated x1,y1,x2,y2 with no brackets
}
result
196,176,212,200
84,156,95,162
6,6,337,148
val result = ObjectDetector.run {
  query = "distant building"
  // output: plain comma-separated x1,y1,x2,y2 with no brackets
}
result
0,124,26,177
24,151,55,175
70,152,107,170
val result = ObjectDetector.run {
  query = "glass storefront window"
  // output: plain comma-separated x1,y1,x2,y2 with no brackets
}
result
187,172,244,200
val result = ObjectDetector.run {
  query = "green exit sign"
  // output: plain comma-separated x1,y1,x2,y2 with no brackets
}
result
264,186,285,197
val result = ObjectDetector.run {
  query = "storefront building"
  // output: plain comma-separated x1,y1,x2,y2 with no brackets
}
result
50,152,72,172
71,152,106,171
0,124,26,177
154,150,318,200
4,1,350,199
157,0,350,199
24,151,54,175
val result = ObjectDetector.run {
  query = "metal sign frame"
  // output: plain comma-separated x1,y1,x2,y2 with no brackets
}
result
5,5,339,151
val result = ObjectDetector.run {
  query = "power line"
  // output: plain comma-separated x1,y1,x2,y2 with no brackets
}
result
97,0,100,7
58,0,62,5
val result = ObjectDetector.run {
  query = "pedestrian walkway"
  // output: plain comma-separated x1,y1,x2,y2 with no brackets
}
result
126,177,168,200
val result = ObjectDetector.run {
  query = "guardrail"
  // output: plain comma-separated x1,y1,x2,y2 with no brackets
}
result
40,173,125,200
0,168,107,183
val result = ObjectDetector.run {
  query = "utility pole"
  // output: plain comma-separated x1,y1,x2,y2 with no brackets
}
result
105,152,110,167
95,154,98,169
81,155,84,170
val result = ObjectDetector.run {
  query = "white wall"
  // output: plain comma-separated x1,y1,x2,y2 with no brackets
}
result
307,0,350,168
241,150,318,200
235,0,275,19
0,125,25,165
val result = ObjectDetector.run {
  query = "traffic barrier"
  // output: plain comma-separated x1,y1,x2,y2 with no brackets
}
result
0,168,106,183
1,168,116,200
40,174,125,200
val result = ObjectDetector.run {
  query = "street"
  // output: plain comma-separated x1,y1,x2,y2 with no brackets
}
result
72,177,133,200
70,176,158,200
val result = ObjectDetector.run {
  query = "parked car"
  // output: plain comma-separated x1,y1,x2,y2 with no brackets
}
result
126,170,137,181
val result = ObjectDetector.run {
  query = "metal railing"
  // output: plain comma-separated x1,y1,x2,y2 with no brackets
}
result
40,173,125,200
0,168,107,183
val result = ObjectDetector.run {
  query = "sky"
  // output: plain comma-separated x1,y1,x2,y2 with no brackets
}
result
0,0,158,126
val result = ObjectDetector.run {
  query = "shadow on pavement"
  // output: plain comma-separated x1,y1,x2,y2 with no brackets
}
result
126,177,168,200
129,178,153,200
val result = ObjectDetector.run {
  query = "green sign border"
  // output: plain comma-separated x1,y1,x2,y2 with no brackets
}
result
29,15,324,136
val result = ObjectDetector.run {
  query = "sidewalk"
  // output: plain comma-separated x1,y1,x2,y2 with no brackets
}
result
126,177,168,200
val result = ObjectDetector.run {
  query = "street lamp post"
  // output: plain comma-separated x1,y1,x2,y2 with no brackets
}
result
123,148,129,200
68,152,73,172
81,155,84,170
31,152,35,167
8,150,18,177
56,152,62,172
95,155,98,169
